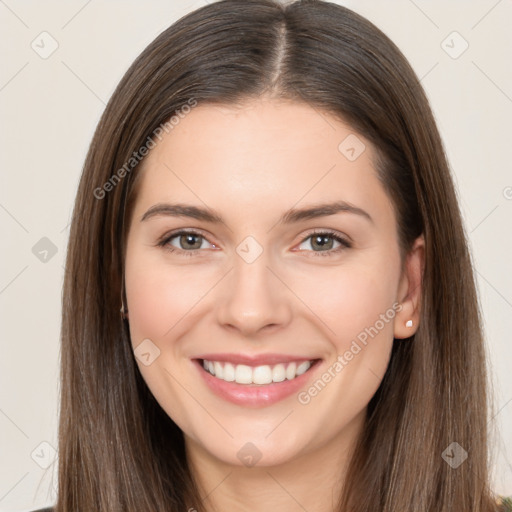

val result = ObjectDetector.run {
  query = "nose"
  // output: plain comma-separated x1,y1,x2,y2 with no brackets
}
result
216,250,293,337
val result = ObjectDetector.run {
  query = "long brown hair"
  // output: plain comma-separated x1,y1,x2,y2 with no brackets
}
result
57,0,499,510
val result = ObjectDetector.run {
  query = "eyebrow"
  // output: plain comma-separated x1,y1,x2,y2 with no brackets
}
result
140,200,374,225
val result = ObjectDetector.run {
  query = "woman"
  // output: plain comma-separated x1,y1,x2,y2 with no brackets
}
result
34,0,510,510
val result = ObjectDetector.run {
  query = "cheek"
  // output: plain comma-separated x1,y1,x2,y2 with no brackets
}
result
290,257,401,410
125,268,178,343
292,267,399,422
124,247,201,430
124,247,212,344
292,261,399,344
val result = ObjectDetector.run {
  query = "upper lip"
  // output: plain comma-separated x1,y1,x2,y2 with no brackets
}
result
194,353,320,367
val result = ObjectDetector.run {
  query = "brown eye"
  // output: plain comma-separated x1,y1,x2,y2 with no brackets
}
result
297,231,351,257
310,234,335,251
175,233,204,250
158,230,213,256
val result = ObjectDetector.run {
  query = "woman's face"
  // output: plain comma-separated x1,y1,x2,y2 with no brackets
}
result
124,98,422,467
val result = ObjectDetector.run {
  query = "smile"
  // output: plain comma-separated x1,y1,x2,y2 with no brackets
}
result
201,358,315,385
193,357,323,408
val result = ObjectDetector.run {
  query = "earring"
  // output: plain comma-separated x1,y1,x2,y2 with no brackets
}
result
120,301,128,320
405,320,413,327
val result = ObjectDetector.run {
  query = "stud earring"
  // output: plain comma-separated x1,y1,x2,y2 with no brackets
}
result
405,320,413,327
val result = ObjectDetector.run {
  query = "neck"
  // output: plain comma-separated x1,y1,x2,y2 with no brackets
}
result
185,409,366,512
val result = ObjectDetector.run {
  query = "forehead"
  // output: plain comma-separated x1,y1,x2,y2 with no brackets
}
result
131,98,394,228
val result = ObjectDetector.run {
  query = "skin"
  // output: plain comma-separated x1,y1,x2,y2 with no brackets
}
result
124,97,424,512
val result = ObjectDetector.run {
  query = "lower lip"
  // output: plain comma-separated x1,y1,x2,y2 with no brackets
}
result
192,359,322,408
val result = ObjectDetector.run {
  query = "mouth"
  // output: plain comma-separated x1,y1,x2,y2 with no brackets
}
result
191,357,323,407
197,358,322,385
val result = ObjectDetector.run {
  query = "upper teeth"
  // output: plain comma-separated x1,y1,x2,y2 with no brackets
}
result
202,359,313,385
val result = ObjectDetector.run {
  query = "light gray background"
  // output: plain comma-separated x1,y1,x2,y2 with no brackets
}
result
0,0,511,510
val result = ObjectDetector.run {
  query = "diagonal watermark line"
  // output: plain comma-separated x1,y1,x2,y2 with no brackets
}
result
162,366,233,438
265,471,310,511
290,83,337,130
162,162,233,234
461,397,512,495
407,0,439,29
0,0,29,28
267,164,337,234
307,101,337,131
0,203,29,233
0,62,29,92
0,408,29,439
163,267,234,337
471,393,512,442
471,0,504,30
265,266,337,335
476,270,512,309
488,395,512,425
61,60,106,105
0,472,29,502
62,0,93,29
198,470,233,505
367,366,382,382
0,265,28,295
265,409,294,438
472,61,512,104
418,61,439,85
470,204,499,233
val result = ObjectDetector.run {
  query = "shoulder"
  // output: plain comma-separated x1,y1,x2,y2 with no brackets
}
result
497,496,512,511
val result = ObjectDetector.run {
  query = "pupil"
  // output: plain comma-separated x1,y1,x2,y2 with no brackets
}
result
313,235,332,250
182,234,201,249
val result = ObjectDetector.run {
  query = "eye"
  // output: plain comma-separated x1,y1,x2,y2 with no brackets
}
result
157,229,352,258
157,230,215,256
296,230,352,257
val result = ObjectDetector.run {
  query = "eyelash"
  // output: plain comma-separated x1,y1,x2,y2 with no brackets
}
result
156,229,352,258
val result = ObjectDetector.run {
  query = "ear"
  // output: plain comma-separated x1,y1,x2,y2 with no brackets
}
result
394,234,425,339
